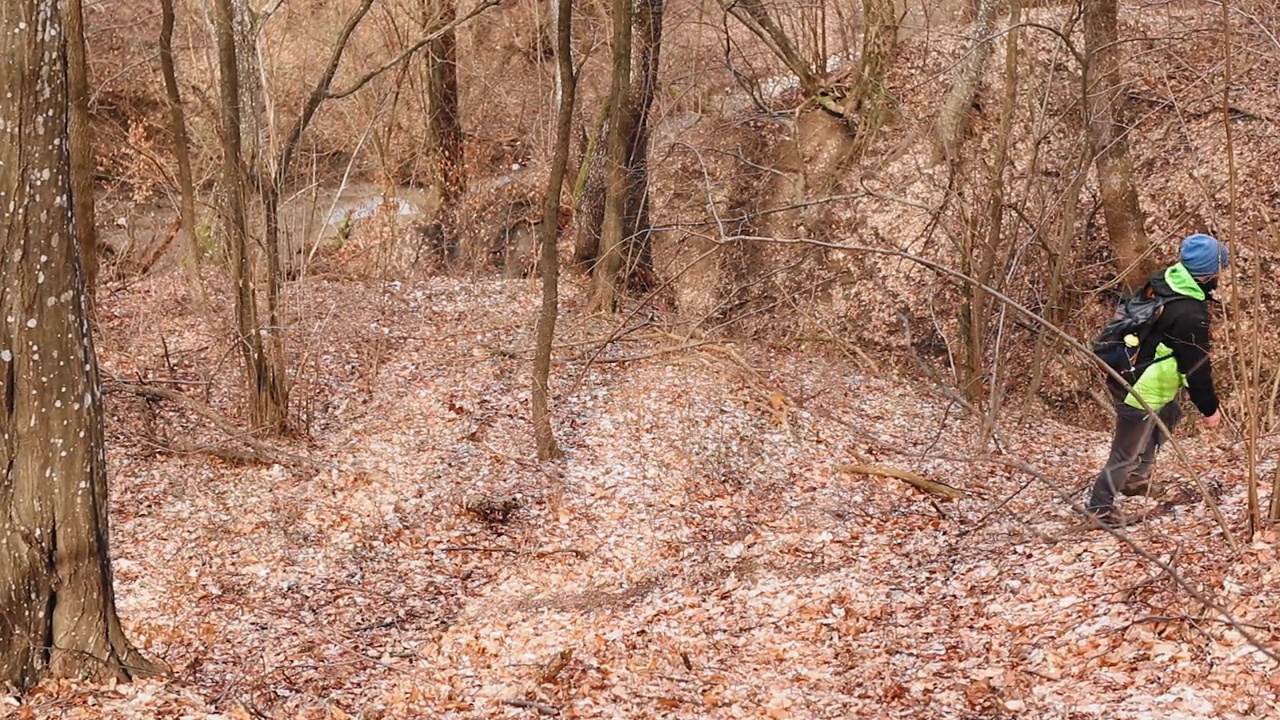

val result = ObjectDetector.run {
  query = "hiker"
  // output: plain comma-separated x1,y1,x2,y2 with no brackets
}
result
1085,233,1227,527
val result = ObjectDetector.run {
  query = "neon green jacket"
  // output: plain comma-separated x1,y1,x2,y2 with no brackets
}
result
1123,263,1207,411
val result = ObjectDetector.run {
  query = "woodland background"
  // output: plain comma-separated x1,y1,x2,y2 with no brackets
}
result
14,0,1280,716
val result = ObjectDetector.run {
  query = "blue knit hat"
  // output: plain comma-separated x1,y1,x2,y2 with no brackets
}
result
1180,233,1228,277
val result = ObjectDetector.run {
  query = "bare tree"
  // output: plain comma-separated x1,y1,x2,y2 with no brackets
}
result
1083,0,1149,290
212,0,376,431
0,0,157,687
160,0,208,309
591,0,634,312
213,0,289,430
718,0,819,94
619,0,664,292
427,0,465,262
64,0,98,308
592,0,664,310
533,0,578,460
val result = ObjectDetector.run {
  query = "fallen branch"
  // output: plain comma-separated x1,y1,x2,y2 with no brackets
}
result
502,698,560,716
438,546,519,554
105,380,329,470
836,463,965,500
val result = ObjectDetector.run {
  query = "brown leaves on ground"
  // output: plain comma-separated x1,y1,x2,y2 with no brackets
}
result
14,272,1280,719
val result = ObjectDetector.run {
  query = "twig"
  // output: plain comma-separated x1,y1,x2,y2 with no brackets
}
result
535,548,588,560
502,698,560,715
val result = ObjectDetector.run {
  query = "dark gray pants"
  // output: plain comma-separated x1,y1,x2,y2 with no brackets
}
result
1086,396,1183,514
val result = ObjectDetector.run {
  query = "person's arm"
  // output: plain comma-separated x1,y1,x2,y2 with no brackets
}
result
1166,302,1219,417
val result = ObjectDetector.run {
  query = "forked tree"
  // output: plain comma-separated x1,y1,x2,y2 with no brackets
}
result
213,0,289,431
0,0,155,687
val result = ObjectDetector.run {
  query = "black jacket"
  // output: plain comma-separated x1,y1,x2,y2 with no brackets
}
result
1129,269,1219,417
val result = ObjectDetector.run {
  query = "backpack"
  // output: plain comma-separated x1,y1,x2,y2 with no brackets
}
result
1091,282,1174,385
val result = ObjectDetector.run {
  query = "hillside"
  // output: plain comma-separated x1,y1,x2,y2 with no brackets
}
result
11,271,1277,719
11,0,1280,717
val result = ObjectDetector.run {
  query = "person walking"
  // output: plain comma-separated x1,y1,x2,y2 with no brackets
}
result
1085,233,1228,527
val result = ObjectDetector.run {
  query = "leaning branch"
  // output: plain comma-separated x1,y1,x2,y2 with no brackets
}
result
325,0,504,100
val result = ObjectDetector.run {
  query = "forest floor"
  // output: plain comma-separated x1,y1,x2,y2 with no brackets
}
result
11,273,1280,720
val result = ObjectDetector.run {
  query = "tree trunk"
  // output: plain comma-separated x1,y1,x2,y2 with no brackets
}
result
571,106,609,270
1083,0,1149,291
213,0,287,431
160,0,208,310
63,0,98,311
427,0,464,264
533,0,577,461
842,0,897,146
0,0,158,688
931,0,997,165
591,0,634,312
619,0,664,295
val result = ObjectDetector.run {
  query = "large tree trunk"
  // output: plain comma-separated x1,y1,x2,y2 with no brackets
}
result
427,0,465,263
0,0,157,688
591,0,635,312
213,0,288,430
533,0,577,461
64,0,98,310
160,0,208,310
1083,0,1149,290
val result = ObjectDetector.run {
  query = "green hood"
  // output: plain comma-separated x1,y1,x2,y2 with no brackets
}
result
1164,263,1205,301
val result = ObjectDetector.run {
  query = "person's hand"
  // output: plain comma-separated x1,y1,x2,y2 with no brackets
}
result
1202,410,1221,429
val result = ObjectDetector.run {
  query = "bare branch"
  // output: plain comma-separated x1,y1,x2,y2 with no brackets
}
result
325,0,504,101
276,0,376,183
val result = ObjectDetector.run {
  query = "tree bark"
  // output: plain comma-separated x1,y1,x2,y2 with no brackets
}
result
591,0,634,312
63,0,98,311
427,0,465,263
0,0,157,688
160,0,208,310
1083,0,1149,290
533,0,577,461
213,0,287,431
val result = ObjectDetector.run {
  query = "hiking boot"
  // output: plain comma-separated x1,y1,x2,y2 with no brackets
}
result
1121,478,1167,498
1084,507,1125,528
